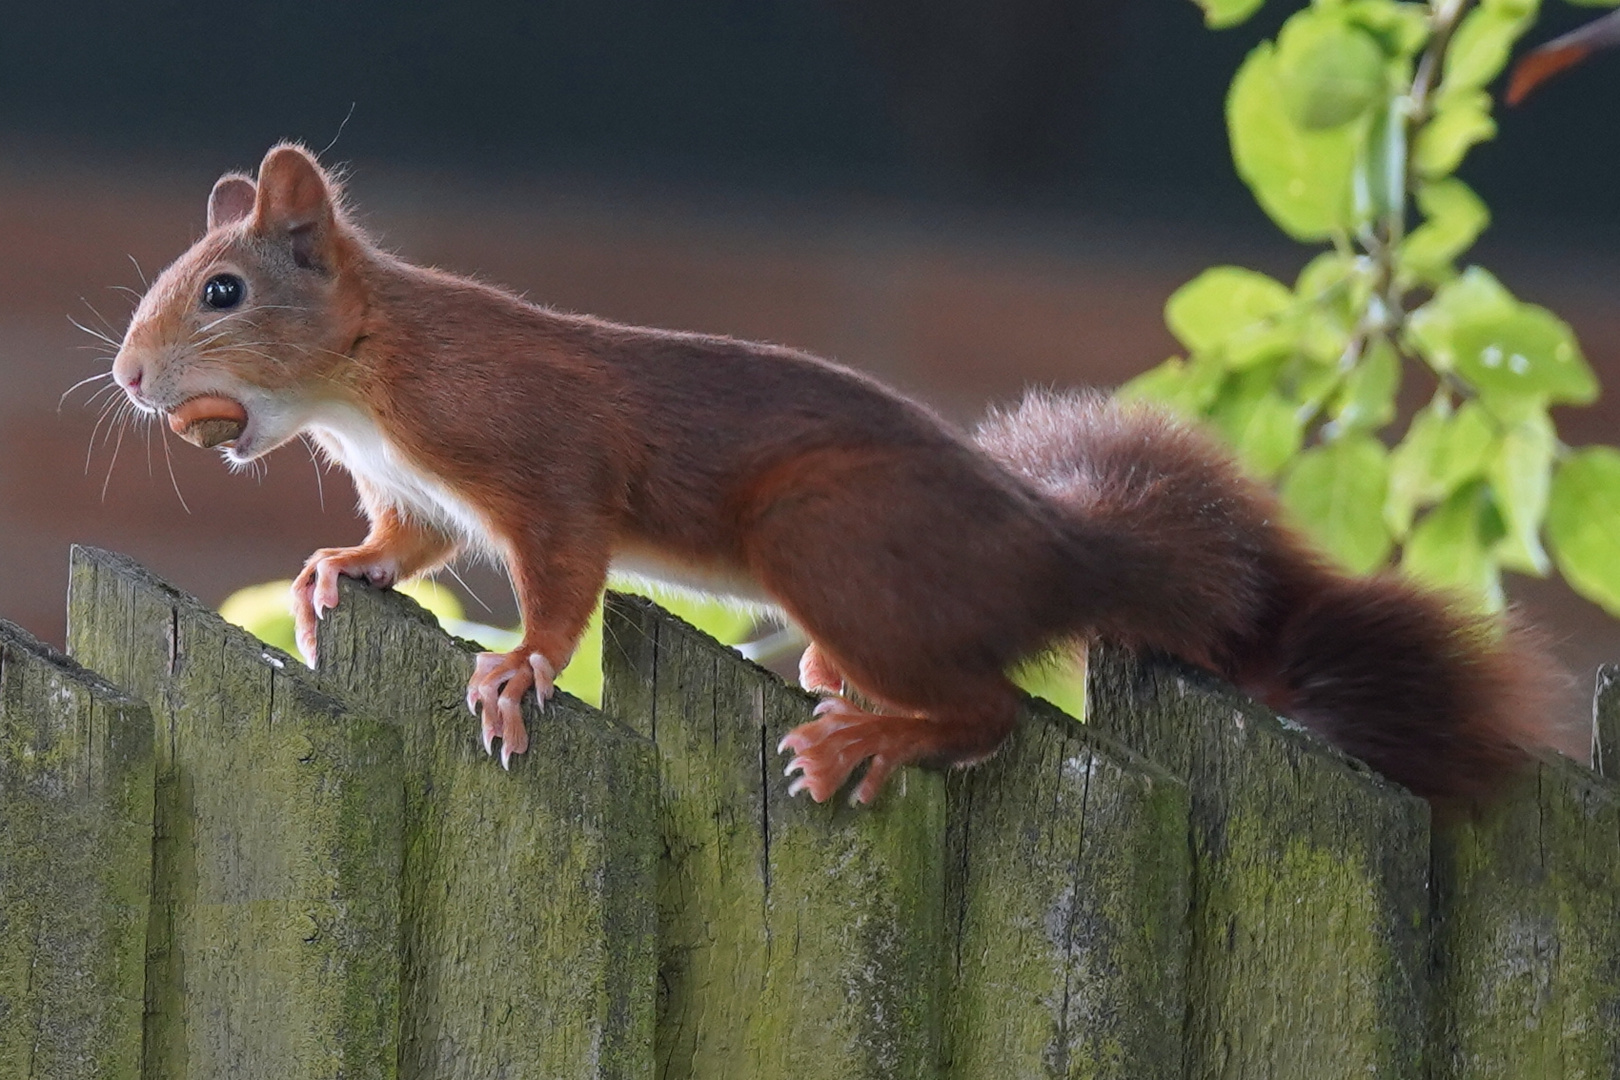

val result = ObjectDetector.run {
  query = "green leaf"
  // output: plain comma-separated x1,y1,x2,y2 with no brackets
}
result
1211,365,1308,479
1406,268,1596,420
1117,353,1227,416
1547,448,1620,617
1165,266,1295,364
1013,650,1088,721
219,579,300,656
1193,0,1268,29
1402,482,1504,610
1488,412,1555,576
1387,400,1500,539
639,588,758,646
1281,434,1393,573
1430,401,1500,493
1400,178,1490,284
1441,5,1534,94
1293,251,1360,363
220,577,493,660
1343,1,1432,56
1228,39,1364,240
1385,410,1442,539
1481,0,1539,16
1275,10,1390,129
1413,91,1497,179
1332,337,1400,433
557,585,759,707
1288,353,1346,412
1296,250,1356,299
397,578,467,624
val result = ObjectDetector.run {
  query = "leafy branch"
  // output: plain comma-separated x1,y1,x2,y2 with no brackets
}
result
1126,0,1620,615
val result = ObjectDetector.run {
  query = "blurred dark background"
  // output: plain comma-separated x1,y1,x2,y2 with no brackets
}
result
2,0,1618,696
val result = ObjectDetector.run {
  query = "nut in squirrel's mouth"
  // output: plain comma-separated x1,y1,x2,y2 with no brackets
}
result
168,395,248,449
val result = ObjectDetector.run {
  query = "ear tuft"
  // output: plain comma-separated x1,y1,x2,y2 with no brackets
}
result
207,174,257,230
252,143,337,268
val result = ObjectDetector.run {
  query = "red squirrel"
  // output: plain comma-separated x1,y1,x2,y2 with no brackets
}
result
110,143,1562,803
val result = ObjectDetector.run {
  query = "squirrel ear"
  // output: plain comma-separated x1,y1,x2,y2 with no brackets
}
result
252,144,336,270
207,174,257,230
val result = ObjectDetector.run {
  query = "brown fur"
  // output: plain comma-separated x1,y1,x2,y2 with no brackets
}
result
112,144,1567,800
975,393,1567,799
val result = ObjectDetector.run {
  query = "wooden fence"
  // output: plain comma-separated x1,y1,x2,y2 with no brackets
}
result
1,544,1616,1078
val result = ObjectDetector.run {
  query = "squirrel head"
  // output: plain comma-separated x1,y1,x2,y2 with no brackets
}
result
112,143,368,462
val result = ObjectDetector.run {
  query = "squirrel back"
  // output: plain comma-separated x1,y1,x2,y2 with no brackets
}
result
976,391,1570,799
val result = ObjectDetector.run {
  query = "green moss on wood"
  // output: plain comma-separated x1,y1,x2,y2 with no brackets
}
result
942,696,1190,1079
1432,757,1620,1079
66,547,402,1080
32,548,1620,1080
317,576,658,1080
0,618,153,1080
602,593,946,1080
1085,643,1431,1080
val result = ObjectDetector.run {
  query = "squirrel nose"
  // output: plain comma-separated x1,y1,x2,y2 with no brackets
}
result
113,360,144,397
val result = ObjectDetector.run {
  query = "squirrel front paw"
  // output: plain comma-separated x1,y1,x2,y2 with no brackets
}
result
292,547,403,665
466,649,558,769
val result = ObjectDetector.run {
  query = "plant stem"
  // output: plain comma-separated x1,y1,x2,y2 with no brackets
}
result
1411,0,1478,126
1360,0,1477,368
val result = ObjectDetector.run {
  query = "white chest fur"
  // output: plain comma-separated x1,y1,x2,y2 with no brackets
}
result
305,402,774,610
306,403,498,559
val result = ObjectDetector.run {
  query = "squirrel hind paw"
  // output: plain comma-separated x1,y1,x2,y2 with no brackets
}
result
778,699,933,805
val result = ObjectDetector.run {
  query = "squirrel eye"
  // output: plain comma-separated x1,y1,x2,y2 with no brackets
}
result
202,273,245,310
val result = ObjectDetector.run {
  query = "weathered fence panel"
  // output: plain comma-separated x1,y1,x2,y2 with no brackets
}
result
1086,645,1432,1080
316,579,658,1080
0,547,1612,1078
1431,756,1620,1079
603,593,947,1080
942,697,1190,1079
0,619,153,1080
66,547,403,1080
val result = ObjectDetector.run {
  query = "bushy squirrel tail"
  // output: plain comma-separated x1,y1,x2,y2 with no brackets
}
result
975,390,1572,799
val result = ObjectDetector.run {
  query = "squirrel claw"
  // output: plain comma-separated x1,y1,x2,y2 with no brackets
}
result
777,697,930,804
466,648,558,767
291,546,403,666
